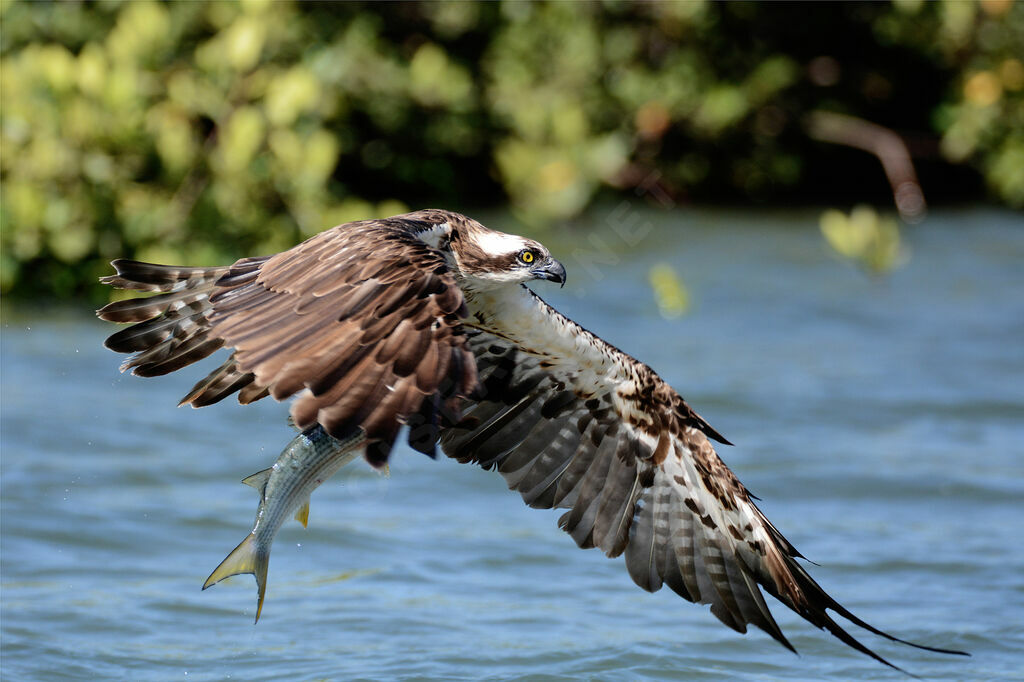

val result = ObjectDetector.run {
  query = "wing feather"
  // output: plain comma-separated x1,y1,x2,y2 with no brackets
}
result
179,354,256,407
441,284,964,671
98,210,477,464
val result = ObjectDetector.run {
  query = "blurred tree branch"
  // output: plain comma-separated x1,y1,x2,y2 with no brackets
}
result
805,111,926,223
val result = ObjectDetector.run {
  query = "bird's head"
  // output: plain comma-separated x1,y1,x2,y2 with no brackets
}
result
452,221,566,291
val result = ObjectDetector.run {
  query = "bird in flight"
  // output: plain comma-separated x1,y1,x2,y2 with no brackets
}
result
97,209,965,672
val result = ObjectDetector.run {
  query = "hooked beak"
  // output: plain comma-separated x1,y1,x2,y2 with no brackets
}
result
531,258,567,288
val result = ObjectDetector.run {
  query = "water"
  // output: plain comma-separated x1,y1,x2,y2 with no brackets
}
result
2,207,1022,680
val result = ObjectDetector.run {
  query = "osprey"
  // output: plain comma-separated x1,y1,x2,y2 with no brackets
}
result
97,209,963,672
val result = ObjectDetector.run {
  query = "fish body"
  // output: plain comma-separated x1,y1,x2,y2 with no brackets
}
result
203,424,365,622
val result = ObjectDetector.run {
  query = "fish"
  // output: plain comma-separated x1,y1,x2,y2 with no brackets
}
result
202,423,365,622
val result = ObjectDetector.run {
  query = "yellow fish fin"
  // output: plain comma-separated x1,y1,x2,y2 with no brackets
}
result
294,498,310,528
202,532,270,624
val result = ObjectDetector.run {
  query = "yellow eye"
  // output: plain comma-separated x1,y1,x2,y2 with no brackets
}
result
520,250,535,264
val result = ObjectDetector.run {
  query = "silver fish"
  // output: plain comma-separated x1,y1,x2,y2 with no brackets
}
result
203,424,365,622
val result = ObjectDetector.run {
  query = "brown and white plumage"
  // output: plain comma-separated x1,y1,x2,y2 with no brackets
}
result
97,209,965,671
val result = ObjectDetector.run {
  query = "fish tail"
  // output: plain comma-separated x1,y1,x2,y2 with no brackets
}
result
202,532,270,623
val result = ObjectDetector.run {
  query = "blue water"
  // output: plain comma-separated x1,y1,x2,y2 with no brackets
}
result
2,207,1022,680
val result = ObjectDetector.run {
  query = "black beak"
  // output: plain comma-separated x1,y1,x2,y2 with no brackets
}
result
531,258,567,287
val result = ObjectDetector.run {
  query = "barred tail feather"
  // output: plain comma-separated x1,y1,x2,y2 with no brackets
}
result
97,260,228,377
99,259,231,293
179,353,258,407
98,258,274,406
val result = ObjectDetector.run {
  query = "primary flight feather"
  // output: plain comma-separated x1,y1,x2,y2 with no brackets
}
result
97,209,965,673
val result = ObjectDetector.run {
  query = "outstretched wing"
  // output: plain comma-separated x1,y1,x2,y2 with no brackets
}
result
440,285,964,671
98,210,476,464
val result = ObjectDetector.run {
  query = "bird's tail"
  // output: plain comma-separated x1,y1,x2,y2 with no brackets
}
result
97,259,232,376
97,258,270,405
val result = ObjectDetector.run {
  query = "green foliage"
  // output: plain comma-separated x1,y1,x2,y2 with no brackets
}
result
648,263,690,319
0,0,1020,300
820,206,906,275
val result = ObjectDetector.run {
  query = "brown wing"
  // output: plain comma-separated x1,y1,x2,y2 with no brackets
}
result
441,292,966,672
98,211,477,464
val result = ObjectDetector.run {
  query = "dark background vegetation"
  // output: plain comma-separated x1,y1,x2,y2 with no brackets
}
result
1,0,1021,300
